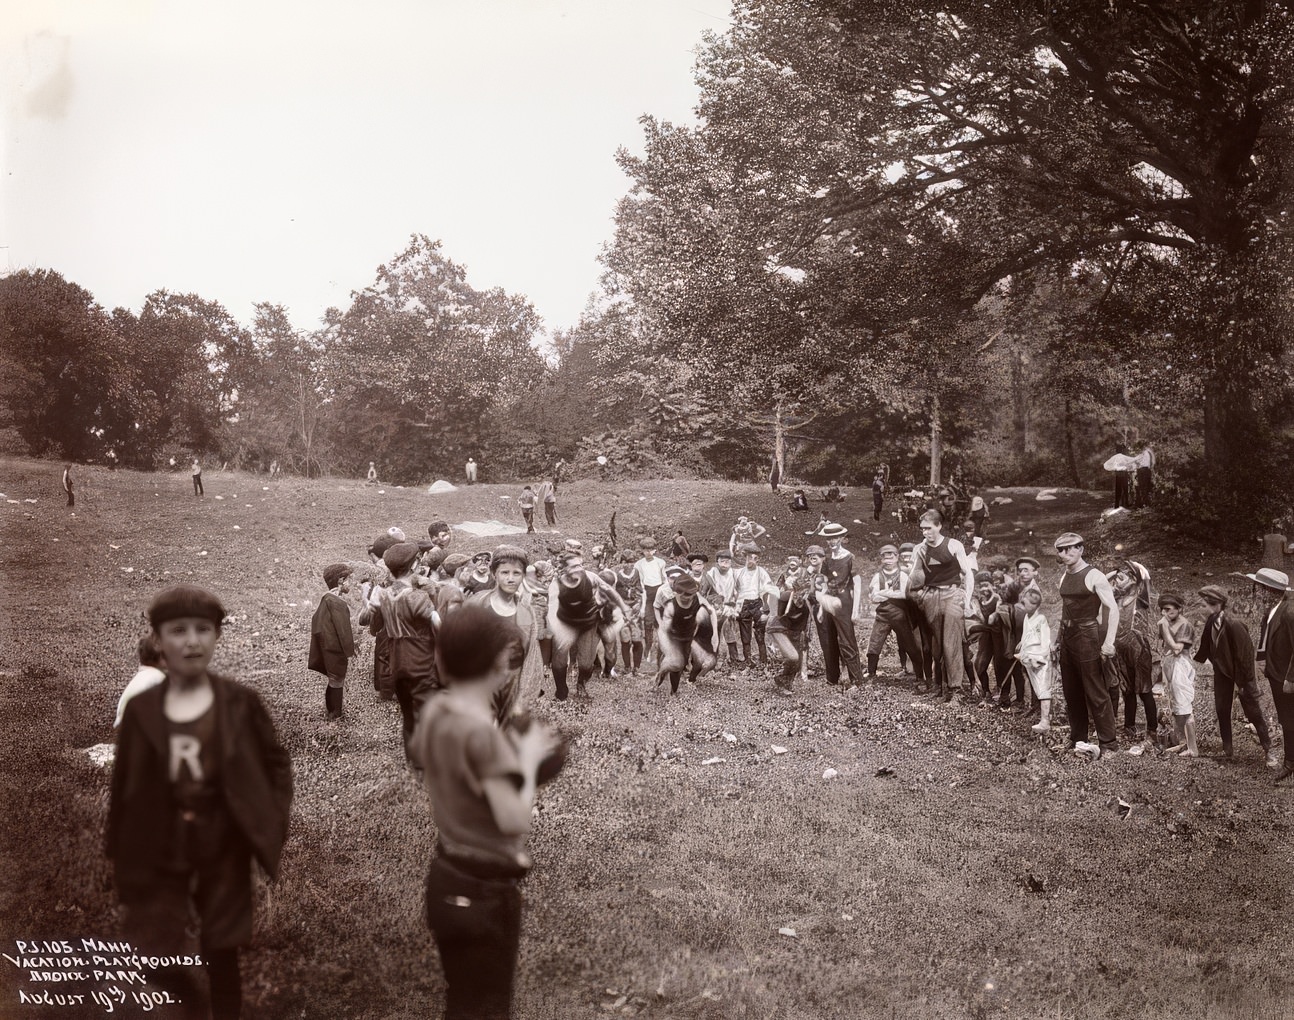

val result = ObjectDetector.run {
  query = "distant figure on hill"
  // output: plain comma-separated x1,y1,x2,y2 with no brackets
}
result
366,461,377,484
1133,446,1154,507
191,457,203,497
465,457,477,484
1261,526,1293,571
518,485,537,533
768,456,781,492
62,464,74,507
788,489,810,513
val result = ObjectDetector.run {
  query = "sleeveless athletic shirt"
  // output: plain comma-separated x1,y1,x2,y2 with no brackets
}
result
556,574,600,628
824,553,855,595
668,596,701,640
1059,565,1101,623
922,540,962,588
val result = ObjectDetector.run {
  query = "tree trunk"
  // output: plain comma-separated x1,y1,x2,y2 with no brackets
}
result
772,402,786,482
1063,398,1082,488
928,385,942,486
1011,344,1028,459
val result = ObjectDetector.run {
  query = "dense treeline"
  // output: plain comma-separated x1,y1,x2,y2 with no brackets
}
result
0,237,557,485
2,1,1291,543
580,0,1294,542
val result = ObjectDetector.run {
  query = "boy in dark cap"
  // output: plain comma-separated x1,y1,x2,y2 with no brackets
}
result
108,585,292,1020
374,543,442,763
1053,532,1121,759
360,534,401,701
655,573,717,694
309,564,356,719
1195,583,1277,766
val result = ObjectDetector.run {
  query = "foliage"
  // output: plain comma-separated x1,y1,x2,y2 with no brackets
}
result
0,270,129,461
597,0,1293,540
322,235,547,484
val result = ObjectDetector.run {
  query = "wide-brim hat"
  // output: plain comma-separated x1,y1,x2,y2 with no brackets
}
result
818,523,848,538
1246,567,1292,591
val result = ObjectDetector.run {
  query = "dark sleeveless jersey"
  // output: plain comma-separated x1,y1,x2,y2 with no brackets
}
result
556,573,600,628
824,553,855,595
667,595,702,640
614,570,643,605
769,591,812,635
1060,564,1101,622
922,539,962,588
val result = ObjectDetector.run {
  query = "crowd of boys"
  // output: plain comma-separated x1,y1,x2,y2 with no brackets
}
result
106,504,1294,1019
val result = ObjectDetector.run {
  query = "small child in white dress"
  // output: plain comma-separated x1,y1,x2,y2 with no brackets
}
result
113,637,166,728
1015,588,1053,734
1157,593,1198,757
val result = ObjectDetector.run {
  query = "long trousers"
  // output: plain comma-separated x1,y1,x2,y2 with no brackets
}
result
867,602,924,675
424,855,522,1020
919,587,967,693
550,622,599,699
814,593,864,685
1267,677,1294,765
1058,619,1118,751
1216,671,1272,749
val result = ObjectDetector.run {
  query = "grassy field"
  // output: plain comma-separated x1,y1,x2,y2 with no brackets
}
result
3,457,1293,1020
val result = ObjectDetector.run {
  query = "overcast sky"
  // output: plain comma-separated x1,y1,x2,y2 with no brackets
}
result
1,0,730,338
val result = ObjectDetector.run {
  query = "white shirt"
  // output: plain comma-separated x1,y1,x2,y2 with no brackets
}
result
734,566,771,602
635,556,667,587
115,666,166,727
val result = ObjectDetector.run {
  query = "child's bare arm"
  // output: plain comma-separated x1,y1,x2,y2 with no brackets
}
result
482,725,561,836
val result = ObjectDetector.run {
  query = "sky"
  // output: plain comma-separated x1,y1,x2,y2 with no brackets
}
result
1,0,731,338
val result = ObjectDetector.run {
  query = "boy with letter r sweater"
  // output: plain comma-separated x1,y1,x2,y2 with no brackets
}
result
108,584,292,1020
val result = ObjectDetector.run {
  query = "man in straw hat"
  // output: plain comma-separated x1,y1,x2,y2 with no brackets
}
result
811,523,867,688
1246,567,1294,783
1052,532,1120,759
1194,583,1278,767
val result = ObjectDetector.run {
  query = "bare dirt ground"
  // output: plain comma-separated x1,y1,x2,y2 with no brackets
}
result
2,459,1292,1019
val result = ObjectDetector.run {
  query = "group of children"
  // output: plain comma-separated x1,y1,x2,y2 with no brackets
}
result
104,503,1290,1018
109,538,567,1017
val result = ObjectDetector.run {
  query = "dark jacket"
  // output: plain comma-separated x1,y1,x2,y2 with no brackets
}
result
1193,610,1256,684
1260,600,1294,687
107,675,293,882
309,591,355,678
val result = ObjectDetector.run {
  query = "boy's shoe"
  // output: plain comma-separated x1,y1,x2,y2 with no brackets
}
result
1074,740,1101,759
1030,720,1050,734
1275,761,1294,784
